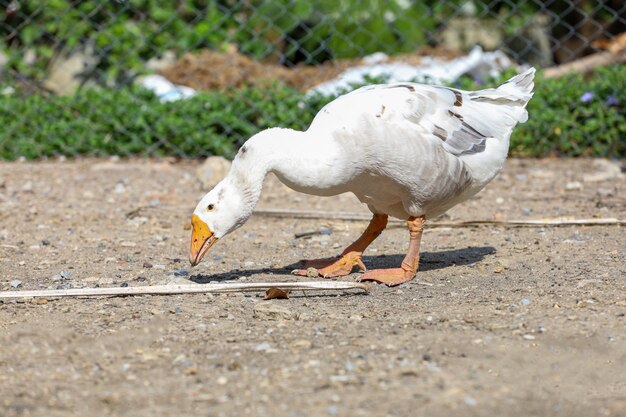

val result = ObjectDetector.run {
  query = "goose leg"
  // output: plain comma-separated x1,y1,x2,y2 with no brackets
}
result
357,215,425,286
292,213,388,278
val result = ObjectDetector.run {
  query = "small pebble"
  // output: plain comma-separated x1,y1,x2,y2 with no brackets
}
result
120,282,129,287
53,271,74,282
10,280,22,288
21,181,33,192
172,355,188,365
167,269,189,277
596,188,614,198
464,396,478,406
291,339,312,349
254,342,271,352
143,262,153,268
522,334,535,340
114,182,126,194
253,302,295,320
521,298,530,306
565,181,583,191
306,267,319,278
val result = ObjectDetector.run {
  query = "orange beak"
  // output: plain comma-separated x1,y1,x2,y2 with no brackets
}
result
189,214,218,266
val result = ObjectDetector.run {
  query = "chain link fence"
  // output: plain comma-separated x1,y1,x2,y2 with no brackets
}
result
0,1,624,159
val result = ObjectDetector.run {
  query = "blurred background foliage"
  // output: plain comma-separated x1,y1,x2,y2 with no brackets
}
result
0,0,624,159
3,0,623,83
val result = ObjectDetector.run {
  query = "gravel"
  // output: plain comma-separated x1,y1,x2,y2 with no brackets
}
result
0,158,624,417
253,301,296,320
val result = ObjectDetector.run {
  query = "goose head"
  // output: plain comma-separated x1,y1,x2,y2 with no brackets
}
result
189,178,253,266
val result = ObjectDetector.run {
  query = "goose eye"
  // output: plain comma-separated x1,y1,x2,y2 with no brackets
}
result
207,204,215,211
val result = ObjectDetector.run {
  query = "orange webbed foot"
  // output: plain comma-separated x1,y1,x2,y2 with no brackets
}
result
357,268,415,287
292,251,366,278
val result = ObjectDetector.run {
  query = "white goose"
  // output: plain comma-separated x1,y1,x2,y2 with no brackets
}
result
189,68,535,286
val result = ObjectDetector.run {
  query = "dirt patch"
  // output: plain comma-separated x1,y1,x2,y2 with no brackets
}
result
0,158,625,417
161,47,460,92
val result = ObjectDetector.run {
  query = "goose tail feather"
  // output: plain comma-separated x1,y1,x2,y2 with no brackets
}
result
466,67,535,127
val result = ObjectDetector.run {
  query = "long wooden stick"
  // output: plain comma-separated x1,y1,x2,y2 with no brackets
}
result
252,209,624,227
129,206,624,228
543,49,626,78
429,218,625,227
254,208,375,221
0,281,369,300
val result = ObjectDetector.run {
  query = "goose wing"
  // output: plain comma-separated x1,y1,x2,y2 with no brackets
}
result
308,68,535,157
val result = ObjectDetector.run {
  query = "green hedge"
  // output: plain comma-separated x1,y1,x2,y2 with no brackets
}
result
0,65,624,160
0,82,329,159
510,66,625,157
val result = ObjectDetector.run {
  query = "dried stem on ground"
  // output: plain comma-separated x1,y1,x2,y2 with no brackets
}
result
0,281,369,300
252,208,624,227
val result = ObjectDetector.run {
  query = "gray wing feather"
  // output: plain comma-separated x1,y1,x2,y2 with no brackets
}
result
390,75,533,157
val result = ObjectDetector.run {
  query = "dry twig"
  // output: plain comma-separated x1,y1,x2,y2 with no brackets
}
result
543,49,626,78
0,281,369,300
252,209,624,227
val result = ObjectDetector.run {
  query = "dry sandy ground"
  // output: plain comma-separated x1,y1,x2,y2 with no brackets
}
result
0,158,624,417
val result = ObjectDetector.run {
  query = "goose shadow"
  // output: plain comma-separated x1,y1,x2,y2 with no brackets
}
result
362,246,496,272
190,246,495,283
